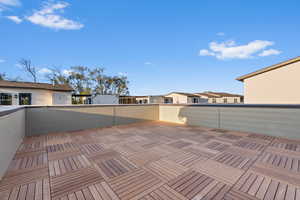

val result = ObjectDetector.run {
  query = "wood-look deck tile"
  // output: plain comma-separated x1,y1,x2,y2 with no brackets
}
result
49,154,91,177
165,150,207,168
234,139,266,152
144,159,188,182
56,182,120,200
204,140,231,152
212,146,259,170
255,151,300,173
94,156,138,180
108,168,163,200
2,121,300,200
167,140,194,149
139,185,188,200
193,159,244,185
0,167,49,192
233,170,300,200
127,150,163,166
17,140,45,153
6,151,48,173
168,170,231,200
271,138,300,152
47,142,80,154
50,167,104,200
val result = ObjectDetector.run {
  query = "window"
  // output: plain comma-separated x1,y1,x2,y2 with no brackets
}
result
164,97,173,104
234,98,238,103
192,98,199,104
19,93,32,105
223,98,227,103
0,93,12,105
212,98,216,103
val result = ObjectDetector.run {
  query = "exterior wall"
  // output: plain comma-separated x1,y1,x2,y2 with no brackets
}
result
165,94,188,104
53,92,72,105
136,97,149,104
243,61,300,104
187,96,204,104
159,105,300,139
208,96,243,104
136,96,165,104
0,108,25,179
0,88,72,105
149,96,165,104
26,105,159,136
92,95,119,104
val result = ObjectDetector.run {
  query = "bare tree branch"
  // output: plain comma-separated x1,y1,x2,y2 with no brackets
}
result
19,58,37,82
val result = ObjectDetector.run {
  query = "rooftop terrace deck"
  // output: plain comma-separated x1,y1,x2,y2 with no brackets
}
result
0,121,300,200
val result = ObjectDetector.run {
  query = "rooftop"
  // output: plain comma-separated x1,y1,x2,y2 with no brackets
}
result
1,121,299,200
0,80,73,92
236,56,300,81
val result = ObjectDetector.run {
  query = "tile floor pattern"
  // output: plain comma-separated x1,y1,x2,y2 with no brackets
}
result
1,121,300,200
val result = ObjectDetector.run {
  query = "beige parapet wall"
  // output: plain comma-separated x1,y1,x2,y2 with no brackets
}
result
0,108,25,179
26,105,159,136
159,104,300,139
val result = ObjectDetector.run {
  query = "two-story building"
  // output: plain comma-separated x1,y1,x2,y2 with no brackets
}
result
237,56,300,104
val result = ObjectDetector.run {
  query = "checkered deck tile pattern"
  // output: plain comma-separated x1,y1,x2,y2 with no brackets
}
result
1,121,300,200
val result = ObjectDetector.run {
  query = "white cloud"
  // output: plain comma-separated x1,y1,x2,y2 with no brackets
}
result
199,40,281,59
0,59,5,63
259,49,281,57
0,0,20,6
38,67,52,74
6,16,22,23
144,62,152,65
217,32,225,36
26,1,84,30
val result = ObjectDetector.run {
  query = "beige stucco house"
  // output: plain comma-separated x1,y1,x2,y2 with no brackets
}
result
237,56,300,104
165,92,205,104
0,80,73,106
196,92,244,104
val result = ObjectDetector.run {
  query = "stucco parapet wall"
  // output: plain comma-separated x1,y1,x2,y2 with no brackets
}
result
159,104,300,109
0,106,25,117
24,104,159,109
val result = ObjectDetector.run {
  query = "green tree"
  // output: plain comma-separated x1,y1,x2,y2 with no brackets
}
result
46,68,70,85
0,73,6,80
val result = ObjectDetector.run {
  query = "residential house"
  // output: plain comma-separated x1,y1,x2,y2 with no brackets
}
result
72,94,119,104
236,56,300,104
119,95,166,104
196,92,244,104
0,80,73,106
164,92,204,104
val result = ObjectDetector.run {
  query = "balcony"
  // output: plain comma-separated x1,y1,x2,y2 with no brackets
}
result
0,104,300,199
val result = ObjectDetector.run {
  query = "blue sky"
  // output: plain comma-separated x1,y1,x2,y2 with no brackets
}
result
0,0,300,95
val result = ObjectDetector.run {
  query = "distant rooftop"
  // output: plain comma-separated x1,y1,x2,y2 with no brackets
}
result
196,91,243,98
0,80,73,92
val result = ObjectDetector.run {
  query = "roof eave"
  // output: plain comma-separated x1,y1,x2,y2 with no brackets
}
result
235,56,300,82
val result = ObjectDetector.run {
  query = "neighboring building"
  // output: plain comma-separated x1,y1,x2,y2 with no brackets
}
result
93,95,118,104
196,92,244,104
72,94,119,104
119,95,166,104
0,80,73,106
236,56,300,104
165,92,204,104
72,94,92,104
